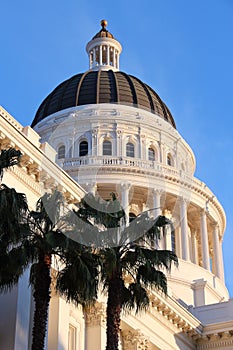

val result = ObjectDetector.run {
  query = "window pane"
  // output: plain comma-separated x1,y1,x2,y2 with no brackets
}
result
148,148,155,161
126,142,134,157
103,140,112,155
58,145,65,159
79,141,88,156
167,154,172,166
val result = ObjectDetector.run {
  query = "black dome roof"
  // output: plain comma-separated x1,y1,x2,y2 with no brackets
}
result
32,70,176,128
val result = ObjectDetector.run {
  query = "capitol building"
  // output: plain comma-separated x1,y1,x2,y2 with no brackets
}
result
0,20,233,350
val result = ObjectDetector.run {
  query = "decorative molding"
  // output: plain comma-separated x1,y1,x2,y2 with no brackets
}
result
84,302,106,327
121,329,149,350
197,331,233,349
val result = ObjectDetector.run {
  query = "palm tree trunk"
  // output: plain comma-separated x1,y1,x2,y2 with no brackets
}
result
106,272,122,350
31,253,51,350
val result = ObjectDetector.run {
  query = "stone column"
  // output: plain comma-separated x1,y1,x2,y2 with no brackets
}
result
85,302,106,350
93,48,96,65
212,223,221,279
121,329,149,350
113,48,116,67
121,182,131,226
152,189,165,249
99,45,102,65
107,45,110,65
200,209,210,270
152,189,162,219
89,51,92,68
117,51,120,69
219,238,225,282
179,197,190,261
191,230,199,265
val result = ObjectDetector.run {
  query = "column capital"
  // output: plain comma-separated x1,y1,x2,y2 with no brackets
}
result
120,182,131,191
210,221,218,229
122,329,149,350
178,195,190,205
200,208,207,216
152,188,164,196
85,302,106,328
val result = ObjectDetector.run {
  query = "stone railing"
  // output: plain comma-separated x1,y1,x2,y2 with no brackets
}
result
60,156,215,195
60,155,225,228
61,155,193,181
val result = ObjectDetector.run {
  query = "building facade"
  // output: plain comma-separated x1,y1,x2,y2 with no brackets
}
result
0,20,233,350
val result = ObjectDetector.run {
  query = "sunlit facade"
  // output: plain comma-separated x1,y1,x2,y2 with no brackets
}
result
0,21,233,350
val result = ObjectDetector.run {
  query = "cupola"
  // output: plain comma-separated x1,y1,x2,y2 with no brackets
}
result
86,20,122,71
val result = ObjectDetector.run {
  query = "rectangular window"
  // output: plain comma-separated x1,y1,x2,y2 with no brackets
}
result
68,324,76,350
103,140,112,155
126,142,134,158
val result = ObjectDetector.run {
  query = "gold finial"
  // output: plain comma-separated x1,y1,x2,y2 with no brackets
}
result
101,19,108,29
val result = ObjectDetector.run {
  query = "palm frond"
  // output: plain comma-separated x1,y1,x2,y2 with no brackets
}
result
0,148,22,179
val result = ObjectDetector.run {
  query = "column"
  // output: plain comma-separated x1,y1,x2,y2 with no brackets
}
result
89,51,92,68
219,238,225,282
152,189,161,219
113,48,116,67
212,223,221,279
191,230,199,264
93,48,96,66
99,45,102,66
107,45,110,65
85,302,106,350
117,51,120,69
152,189,165,249
200,209,210,270
121,182,131,226
179,197,190,261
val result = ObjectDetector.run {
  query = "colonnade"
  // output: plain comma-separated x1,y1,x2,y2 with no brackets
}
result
89,45,120,69
87,182,224,282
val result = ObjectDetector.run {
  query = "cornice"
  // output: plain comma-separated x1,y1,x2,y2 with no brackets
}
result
148,291,203,340
0,106,85,204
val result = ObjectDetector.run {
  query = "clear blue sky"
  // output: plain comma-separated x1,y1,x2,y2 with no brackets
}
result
1,1,233,296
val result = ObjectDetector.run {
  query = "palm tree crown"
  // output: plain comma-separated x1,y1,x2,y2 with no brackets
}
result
64,192,178,350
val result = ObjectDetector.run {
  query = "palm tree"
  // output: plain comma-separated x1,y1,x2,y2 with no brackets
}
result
62,192,178,350
0,149,98,350
28,191,99,350
0,148,29,289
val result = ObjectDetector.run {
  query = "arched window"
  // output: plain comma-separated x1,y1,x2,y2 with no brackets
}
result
58,145,65,159
126,142,134,158
167,153,173,166
148,147,155,161
79,141,88,156
103,140,112,155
